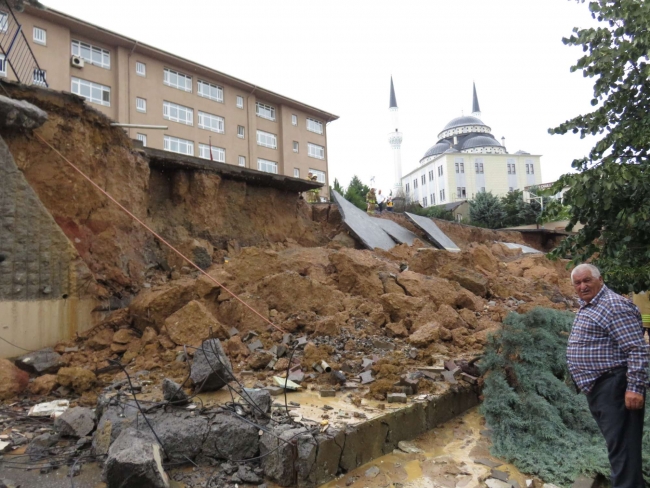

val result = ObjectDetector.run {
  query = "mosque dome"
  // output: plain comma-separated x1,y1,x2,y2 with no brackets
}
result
442,115,486,131
461,134,502,150
422,140,451,158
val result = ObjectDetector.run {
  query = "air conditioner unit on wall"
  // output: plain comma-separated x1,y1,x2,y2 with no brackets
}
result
71,55,84,68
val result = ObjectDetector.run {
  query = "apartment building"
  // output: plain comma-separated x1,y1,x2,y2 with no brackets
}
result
1,3,337,196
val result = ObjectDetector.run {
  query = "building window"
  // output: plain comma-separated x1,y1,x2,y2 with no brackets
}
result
309,169,326,183
199,144,225,162
307,118,323,134
405,183,410,193
440,189,446,202
413,178,418,189
460,162,464,173
438,166,443,177
163,101,193,125
423,196,428,207
475,160,485,173
0,54,5,77
163,68,192,92
293,141,299,153
135,61,146,77
292,114,298,126
198,111,225,133
136,97,146,113
429,170,434,181
163,135,193,156
455,163,459,173
294,168,300,178
0,12,7,33
33,27,46,45
256,102,275,121
198,80,223,102
237,125,245,138
257,130,277,149
32,68,46,86
307,143,325,159
257,158,278,174
71,40,110,69
526,164,530,174
509,187,514,192
236,96,244,108
431,193,435,204
136,133,147,147
421,175,426,185
71,77,110,106
238,156,246,167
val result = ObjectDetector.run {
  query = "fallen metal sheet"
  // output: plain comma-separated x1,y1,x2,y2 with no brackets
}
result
332,191,396,251
369,217,425,246
404,212,460,252
498,242,542,254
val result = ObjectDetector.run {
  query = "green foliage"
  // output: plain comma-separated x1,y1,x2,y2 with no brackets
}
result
469,191,506,229
343,175,370,210
538,198,572,225
406,203,454,221
501,190,542,227
548,0,650,293
480,308,610,485
330,178,345,203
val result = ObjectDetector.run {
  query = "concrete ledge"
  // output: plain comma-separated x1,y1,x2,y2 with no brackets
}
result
145,147,323,193
309,385,479,486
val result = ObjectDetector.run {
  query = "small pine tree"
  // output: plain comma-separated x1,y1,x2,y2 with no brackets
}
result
344,175,370,210
469,191,506,228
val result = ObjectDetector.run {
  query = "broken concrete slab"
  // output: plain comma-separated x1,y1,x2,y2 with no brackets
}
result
473,457,502,468
261,424,309,486
190,339,234,392
15,348,63,375
369,217,425,246
359,370,375,384
404,212,461,252
332,191,395,251
491,469,510,482
498,242,542,254
162,378,190,406
241,388,272,416
202,413,259,461
53,407,95,437
0,95,48,131
387,393,407,403
441,371,458,384
103,428,169,488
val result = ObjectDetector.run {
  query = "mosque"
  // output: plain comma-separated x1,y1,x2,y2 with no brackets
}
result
389,80,543,209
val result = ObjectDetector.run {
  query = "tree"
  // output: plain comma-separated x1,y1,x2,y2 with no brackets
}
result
407,203,454,221
343,175,370,210
548,0,650,292
500,190,542,227
469,191,506,229
329,178,345,202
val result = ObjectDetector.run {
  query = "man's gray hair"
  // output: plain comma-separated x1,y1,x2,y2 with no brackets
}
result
571,263,601,282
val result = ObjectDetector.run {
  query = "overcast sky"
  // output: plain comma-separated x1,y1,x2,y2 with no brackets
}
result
46,0,599,192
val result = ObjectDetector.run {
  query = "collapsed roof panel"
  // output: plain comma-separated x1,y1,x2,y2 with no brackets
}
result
405,212,461,252
331,191,396,251
498,242,542,254
370,217,426,246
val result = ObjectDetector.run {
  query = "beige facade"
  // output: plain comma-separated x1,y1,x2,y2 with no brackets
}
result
4,4,337,196
403,152,543,207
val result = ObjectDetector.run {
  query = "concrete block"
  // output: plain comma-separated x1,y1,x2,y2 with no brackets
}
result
404,212,460,251
387,393,407,403
331,191,395,251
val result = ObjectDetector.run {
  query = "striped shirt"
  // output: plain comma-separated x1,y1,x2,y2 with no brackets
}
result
567,285,649,394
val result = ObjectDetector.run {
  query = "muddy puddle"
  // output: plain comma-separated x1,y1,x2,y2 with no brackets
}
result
319,407,528,488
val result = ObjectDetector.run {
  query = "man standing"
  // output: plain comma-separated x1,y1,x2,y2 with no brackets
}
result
376,189,386,212
567,264,649,488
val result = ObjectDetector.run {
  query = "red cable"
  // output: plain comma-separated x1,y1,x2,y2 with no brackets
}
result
35,133,285,334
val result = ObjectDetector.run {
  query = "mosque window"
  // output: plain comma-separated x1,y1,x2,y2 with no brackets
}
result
423,197,428,207
413,178,418,189
405,183,410,193
431,193,435,204
429,170,434,181
421,175,426,185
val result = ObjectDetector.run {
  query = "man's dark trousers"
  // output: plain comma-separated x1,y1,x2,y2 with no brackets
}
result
587,367,645,488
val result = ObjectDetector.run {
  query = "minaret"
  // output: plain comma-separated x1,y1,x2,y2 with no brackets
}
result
472,82,481,118
388,76,404,196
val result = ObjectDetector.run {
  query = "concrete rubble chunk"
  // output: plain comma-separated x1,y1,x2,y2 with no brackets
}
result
202,413,259,461
103,428,169,488
491,469,510,482
359,370,375,384
15,348,63,375
473,457,502,468
162,378,189,406
365,466,380,478
260,424,309,486
54,407,95,437
370,217,424,246
26,433,60,460
0,95,48,130
147,412,208,463
237,465,262,484
387,392,407,403
397,441,423,453
190,339,234,392
241,387,272,416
